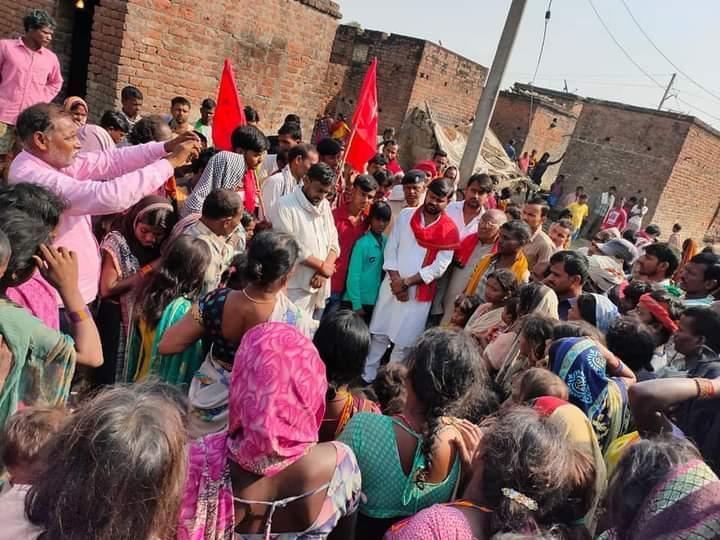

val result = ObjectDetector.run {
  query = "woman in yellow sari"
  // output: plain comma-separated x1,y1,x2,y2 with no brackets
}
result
464,220,531,299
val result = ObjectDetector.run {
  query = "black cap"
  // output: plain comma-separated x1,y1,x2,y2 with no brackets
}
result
401,169,426,185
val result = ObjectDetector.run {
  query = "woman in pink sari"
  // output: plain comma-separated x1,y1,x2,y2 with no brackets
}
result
177,322,362,540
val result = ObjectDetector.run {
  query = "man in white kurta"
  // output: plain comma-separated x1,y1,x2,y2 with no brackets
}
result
272,163,339,316
364,178,459,382
262,144,317,221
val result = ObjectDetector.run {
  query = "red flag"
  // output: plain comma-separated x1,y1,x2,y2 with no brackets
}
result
212,59,247,151
345,58,378,172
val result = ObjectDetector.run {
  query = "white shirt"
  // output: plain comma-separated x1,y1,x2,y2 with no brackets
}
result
445,201,484,240
0,484,41,540
369,208,455,347
273,188,340,299
262,165,298,222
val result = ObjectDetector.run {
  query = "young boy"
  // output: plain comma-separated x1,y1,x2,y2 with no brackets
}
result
445,293,482,329
169,96,192,134
343,201,391,325
567,193,589,241
668,223,682,250
194,98,216,148
0,407,69,539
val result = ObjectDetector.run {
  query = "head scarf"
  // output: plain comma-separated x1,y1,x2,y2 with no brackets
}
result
117,195,174,266
602,460,720,539
63,96,88,119
177,323,327,539
588,255,625,293
228,322,327,476
638,293,679,333
673,238,700,282
549,337,630,453
590,293,619,333
414,160,438,178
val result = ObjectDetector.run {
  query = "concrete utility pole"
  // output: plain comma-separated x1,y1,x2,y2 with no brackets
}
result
459,0,527,185
657,73,677,111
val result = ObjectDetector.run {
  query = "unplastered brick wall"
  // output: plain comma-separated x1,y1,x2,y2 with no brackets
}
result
658,122,720,242
558,101,690,222
92,0,340,132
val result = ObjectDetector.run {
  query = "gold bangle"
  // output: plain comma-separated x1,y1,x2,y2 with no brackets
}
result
696,378,715,399
190,303,204,326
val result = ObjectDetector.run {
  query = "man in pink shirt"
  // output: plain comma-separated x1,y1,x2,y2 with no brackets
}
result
8,103,200,308
0,10,63,169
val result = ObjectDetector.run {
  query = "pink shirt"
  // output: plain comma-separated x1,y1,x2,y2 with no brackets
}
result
8,142,173,305
0,38,62,125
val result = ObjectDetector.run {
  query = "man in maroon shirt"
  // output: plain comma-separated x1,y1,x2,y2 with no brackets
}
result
328,174,378,315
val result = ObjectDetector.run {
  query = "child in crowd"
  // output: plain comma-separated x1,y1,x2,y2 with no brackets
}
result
567,193,590,240
240,211,256,243
512,367,569,403
445,293,482,329
0,407,70,540
518,315,557,369
344,201,391,325
371,364,408,415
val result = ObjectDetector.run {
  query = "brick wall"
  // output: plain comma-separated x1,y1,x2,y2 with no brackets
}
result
323,26,424,133
102,0,340,132
407,42,487,129
324,25,487,134
659,123,720,242
558,101,690,222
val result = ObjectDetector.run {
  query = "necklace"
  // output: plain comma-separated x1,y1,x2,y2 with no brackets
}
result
241,289,275,304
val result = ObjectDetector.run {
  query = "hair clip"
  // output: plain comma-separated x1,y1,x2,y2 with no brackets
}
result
501,488,538,511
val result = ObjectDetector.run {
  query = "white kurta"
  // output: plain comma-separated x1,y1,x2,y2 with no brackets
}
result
263,165,298,222
369,208,454,347
273,188,339,310
445,201,484,240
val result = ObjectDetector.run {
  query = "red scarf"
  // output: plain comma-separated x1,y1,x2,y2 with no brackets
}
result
243,168,257,214
410,207,460,301
454,235,499,267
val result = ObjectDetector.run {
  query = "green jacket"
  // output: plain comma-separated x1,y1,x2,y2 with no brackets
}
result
343,231,386,310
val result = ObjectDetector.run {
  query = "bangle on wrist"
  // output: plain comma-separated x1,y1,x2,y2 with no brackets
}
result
610,360,626,375
65,306,92,325
139,264,153,277
695,378,715,399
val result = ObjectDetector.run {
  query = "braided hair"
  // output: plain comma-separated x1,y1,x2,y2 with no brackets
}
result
406,328,478,485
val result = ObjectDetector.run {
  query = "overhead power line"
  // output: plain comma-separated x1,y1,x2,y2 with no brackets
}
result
619,0,720,104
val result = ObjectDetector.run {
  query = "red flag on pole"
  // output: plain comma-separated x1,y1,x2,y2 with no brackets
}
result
344,58,378,172
212,59,247,151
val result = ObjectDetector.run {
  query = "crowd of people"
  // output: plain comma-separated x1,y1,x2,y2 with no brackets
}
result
1,8,720,540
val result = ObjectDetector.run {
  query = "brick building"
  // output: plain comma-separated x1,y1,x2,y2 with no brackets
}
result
1,0,341,131
323,24,488,133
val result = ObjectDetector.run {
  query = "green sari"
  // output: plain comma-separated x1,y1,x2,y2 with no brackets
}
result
0,299,76,428
125,297,203,390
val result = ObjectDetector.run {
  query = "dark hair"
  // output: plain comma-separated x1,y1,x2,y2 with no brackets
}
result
644,224,661,236
1,407,69,473
466,173,493,193
284,114,301,125
526,197,550,217
554,218,574,232
26,382,188,540
372,169,392,189
221,253,248,291
127,115,170,145
506,206,522,220
201,189,242,220
432,149,448,159
550,250,589,284
382,139,398,149
0,182,67,229
353,174,378,193
672,223,682,232
453,293,482,319
121,85,143,101
621,281,654,311
644,289,684,344
243,106,259,123
427,178,454,199
552,320,603,342
0,209,53,290
244,231,299,287
23,9,56,31
136,236,210,329
558,208,573,221
605,437,701,537
520,315,556,361
643,243,679,278
518,282,554,317
690,252,720,282
275,149,289,170
15,103,63,142
372,364,407,415
487,268,520,298
316,137,342,157
0,229,9,266
407,328,477,484
201,98,216,110
481,407,593,535
231,125,269,153
100,110,130,133
368,153,388,167
369,201,392,222
622,228,637,244
501,220,533,245
190,147,219,174
575,293,599,327
606,316,656,372
515,367,569,403
287,143,313,163
504,297,520,323
307,162,335,186
240,211,255,229
193,130,208,147
170,96,191,109
683,307,720,354
314,310,370,398
278,122,302,141
578,193,589,201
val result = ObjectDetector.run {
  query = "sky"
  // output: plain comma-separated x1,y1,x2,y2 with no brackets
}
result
338,0,720,129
